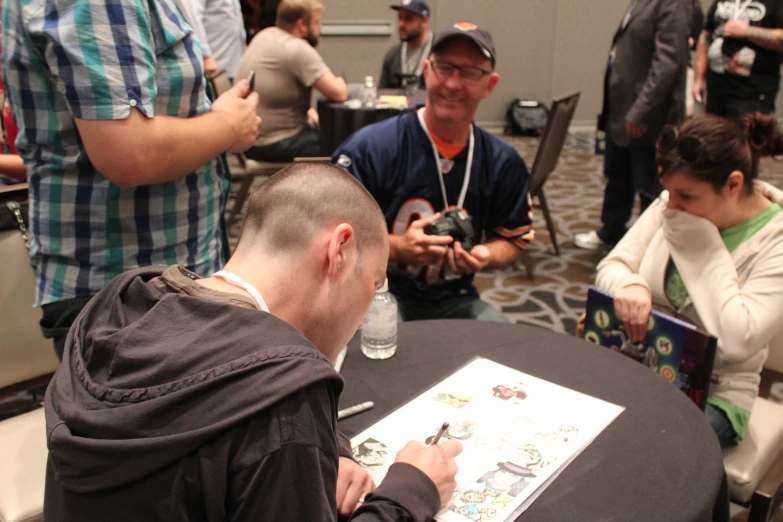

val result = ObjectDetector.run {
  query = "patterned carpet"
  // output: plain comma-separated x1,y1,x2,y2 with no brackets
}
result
227,131,783,336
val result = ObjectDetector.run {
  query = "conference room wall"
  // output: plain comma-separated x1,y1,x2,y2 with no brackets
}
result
318,0,625,128
318,0,783,128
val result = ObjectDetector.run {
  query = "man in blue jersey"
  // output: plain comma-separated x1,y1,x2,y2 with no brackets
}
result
332,23,534,322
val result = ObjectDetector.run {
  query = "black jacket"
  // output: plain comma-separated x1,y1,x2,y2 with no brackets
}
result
43,266,439,521
602,0,692,147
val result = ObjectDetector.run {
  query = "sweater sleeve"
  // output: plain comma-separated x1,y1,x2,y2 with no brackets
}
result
663,209,783,365
596,196,668,293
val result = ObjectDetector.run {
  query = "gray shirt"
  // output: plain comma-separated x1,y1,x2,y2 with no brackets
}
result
178,0,246,78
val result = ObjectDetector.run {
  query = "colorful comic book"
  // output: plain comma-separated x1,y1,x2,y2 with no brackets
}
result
350,357,624,522
582,286,717,410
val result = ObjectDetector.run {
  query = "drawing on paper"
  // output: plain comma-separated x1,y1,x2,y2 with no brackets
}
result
491,383,527,403
352,438,391,467
349,357,625,521
433,391,473,409
476,461,536,497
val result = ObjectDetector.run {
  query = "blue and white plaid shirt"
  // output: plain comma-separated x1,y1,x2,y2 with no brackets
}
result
2,0,227,306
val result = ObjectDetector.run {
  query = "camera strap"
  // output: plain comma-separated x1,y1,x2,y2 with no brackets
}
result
213,270,270,312
417,108,474,210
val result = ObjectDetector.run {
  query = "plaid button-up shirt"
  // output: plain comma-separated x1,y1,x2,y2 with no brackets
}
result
2,0,227,306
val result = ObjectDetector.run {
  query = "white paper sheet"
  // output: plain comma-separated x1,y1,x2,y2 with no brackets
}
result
350,357,625,521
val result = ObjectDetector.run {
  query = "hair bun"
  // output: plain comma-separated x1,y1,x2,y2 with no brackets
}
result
743,113,783,157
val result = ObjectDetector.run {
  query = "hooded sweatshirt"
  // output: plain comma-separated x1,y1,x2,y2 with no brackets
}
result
44,266,440,521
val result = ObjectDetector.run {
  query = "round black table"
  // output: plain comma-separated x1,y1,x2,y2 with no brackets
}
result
338,320,729,522
318,89,427,157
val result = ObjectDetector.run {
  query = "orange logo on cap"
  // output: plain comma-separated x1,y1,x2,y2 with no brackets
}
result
454,22,477,31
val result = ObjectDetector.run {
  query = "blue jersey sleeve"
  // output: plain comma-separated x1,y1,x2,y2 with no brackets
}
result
486,147,535,249
330,122,398,201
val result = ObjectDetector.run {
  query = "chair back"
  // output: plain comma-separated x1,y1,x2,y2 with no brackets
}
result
0,185,59,396
528,92,580,197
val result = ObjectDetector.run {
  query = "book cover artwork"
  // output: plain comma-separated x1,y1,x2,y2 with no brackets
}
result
350,358,624,521
582,287,717,409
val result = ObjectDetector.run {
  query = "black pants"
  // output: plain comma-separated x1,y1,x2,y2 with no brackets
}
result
597,134,657,245
246,128,321,162
40,296,91,360
706,75,776,118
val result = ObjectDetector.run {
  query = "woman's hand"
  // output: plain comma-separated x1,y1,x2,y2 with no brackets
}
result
614,285,652,343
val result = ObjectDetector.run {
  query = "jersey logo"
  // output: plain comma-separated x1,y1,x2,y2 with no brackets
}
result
337,154,352,168
440,158,455,174
454,22,478,31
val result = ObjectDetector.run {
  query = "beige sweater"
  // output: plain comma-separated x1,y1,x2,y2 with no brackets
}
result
596,181,783,412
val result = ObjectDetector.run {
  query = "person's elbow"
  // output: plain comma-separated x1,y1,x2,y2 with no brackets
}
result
325,84,348,103
89,149,155,188
76,110,161,188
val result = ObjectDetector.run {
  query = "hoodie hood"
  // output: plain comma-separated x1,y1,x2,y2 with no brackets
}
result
45,266,342,494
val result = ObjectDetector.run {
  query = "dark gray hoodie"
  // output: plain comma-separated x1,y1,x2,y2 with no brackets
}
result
43,266,439,521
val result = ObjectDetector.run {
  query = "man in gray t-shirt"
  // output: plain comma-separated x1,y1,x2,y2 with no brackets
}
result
379,0,433,89
236,0,348,162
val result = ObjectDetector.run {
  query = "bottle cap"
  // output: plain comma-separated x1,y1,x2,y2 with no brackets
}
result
365,75,374,84
377,278,389,293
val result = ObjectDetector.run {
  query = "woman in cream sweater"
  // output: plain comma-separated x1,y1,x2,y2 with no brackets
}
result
596,113,783,446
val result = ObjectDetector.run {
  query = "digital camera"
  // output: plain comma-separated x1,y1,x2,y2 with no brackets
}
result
424,209,475,251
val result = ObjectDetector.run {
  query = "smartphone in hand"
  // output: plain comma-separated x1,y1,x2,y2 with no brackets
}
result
246,71,255,95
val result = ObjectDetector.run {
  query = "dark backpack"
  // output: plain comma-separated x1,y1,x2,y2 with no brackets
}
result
504,99,549,136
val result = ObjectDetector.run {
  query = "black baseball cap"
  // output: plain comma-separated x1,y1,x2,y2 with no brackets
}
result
390,0,430,18
431,22,496,68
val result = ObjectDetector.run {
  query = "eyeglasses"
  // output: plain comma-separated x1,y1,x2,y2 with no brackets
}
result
430,60,492,81
658,125,704,163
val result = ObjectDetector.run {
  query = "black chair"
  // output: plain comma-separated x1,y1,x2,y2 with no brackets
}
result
516,92,580,279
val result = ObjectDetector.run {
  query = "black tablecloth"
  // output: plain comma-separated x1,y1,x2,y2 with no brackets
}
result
318,89,427,157
338,320,729,522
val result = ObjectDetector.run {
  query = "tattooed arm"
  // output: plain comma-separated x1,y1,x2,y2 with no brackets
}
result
723,19,783,51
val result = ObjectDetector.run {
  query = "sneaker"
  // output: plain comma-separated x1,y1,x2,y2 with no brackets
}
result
574,230,612,251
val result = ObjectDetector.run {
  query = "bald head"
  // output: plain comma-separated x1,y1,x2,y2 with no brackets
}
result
234,162,387,258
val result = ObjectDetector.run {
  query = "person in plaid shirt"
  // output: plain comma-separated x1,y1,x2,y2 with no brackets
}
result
1,0,261,359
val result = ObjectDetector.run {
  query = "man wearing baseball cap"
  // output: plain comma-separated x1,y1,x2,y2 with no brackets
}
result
334,23,534,323
379,0,433,89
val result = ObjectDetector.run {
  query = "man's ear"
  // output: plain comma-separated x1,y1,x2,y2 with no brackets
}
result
483,72,500,99
295,17,308,36
326,223,355,277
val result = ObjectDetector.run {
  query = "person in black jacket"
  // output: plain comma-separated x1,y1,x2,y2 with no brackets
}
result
379,0,433,89
575,0,692,250
43,162,461,522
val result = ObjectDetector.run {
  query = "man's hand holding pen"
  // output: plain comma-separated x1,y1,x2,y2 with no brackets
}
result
394,438,463,508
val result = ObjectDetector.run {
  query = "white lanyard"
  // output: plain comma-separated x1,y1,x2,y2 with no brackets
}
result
213,270,270,312
416,108,474,210
401,32,432,77
733,0,753,19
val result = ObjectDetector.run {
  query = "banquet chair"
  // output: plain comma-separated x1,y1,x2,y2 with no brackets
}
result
210,71,331,226
723,333,783,522
209,71,291,226
515,92,580,280
0,184,59,522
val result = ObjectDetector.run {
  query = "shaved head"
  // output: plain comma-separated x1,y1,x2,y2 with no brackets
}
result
234,162,387,258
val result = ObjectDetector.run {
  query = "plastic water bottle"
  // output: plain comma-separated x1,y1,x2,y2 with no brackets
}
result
362,75,377,108
361,279,397,359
